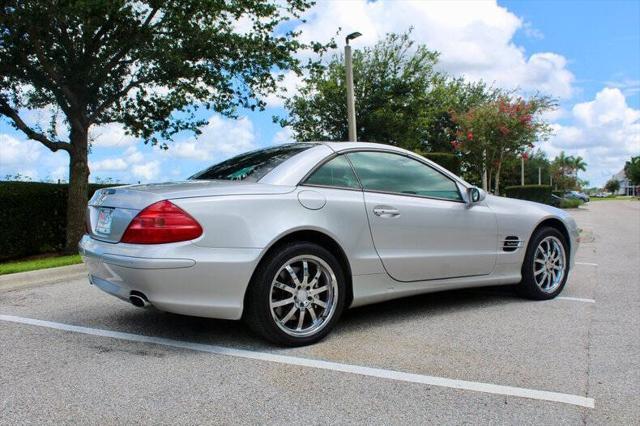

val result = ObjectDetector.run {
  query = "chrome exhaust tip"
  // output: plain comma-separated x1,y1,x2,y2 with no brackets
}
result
129,294,149,308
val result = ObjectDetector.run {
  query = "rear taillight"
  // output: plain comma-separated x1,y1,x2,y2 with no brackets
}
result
121,200,203,244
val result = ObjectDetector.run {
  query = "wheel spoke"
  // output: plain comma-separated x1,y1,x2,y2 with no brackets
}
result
273,281,295,294
302,261,309,285
313,299,327,308
280,306,297,324
535,268,545,276
271,297,294,308
310,285,328,296
308,306,317,322
535,258,545,264
308,270,321,287
296,308,306,331
541,272,549,288
285,265,301,287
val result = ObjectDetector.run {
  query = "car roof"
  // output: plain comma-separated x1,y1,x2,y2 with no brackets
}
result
317,141,415,155
261,141,470,189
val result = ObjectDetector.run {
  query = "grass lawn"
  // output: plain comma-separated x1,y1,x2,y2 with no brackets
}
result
590,196,638,201
0,254,82,275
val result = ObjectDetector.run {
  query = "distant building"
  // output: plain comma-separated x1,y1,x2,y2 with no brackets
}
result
612,169,638,196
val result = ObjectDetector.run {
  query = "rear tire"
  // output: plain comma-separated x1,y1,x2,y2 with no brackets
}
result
516,227,569,300
244,242,346,346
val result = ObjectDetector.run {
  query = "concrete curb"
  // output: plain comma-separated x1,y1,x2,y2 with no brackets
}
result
0,263,87,292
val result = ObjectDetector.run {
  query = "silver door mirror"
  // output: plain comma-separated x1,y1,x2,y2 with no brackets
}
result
466,187,486,206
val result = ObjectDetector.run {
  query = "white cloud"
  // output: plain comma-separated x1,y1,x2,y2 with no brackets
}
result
0,133,41,165
172,115,257,160
546,88,640,186
132,161,161,181
286,0,574,100
90,158,128,172
272,126,295,145
90,123,137,147
264,72,305,108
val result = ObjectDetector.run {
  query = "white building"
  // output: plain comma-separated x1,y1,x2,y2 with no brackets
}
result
612,169,638,196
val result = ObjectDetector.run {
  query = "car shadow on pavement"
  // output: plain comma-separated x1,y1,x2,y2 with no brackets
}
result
339,285,522,330
90,285,525,350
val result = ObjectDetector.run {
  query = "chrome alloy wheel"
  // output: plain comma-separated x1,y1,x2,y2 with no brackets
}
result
533,236,566,293
269,255,338,337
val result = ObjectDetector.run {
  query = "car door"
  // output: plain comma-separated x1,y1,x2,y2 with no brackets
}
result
346,151,498,282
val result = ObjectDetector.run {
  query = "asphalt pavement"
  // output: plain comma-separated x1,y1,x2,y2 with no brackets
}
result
0,200,638,424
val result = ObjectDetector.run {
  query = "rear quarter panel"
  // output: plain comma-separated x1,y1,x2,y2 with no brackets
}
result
170,187,384,276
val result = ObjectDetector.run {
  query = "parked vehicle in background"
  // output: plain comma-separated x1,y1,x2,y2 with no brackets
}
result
80,142,580,346
550,194,563,207
565,191,589,202
593,192,609,198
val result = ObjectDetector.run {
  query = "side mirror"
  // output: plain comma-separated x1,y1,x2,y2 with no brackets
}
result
466,187,486,206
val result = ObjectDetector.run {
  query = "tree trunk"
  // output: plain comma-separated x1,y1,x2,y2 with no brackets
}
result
481,149,488,191
495,159,503,195
65,127,90,253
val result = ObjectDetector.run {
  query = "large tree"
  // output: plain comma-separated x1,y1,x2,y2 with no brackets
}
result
279,31,491,153
1,0,323,251
451,95,555,194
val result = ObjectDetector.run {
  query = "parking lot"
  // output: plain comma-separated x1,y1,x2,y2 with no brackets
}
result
1,200,638,424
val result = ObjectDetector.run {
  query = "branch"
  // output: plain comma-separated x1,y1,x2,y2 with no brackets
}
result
89,75,153,122
0,97,71,153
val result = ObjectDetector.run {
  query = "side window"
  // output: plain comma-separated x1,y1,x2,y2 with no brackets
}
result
347,151,462,201
304,155,361,189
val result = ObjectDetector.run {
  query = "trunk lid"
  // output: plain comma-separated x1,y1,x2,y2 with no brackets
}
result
87,180,294,243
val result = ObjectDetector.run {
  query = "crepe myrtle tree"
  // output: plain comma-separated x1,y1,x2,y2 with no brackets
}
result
450,94,555,194
0,0,329,252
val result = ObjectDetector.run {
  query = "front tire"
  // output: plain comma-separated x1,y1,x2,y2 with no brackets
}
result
244,242,346,346
516,227,569,300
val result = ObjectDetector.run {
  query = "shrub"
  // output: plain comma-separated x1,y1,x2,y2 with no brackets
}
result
0,181,118,260
416,151,462,174
559,198,583,209
505,185,552,204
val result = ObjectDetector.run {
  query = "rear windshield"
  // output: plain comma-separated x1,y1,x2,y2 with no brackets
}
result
189,143,315,182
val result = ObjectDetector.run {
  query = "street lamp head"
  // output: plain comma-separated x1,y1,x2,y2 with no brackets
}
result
345,32,362,45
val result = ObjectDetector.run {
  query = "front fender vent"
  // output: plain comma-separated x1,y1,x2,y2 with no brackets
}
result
503,236,523,252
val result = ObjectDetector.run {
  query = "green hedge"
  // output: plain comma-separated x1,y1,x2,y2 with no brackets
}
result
0,181,117,260
505,185,552,204
559,198,583,209
416,152,461,174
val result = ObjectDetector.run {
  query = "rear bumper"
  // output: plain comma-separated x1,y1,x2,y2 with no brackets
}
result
78,235,262,320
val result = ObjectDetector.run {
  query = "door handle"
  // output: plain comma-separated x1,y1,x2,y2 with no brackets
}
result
373,206,400,217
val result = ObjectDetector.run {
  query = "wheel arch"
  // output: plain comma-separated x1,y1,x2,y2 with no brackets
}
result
244,229,354,311
531,217,572,265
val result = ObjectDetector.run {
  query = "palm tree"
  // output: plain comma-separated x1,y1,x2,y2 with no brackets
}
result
571,156,587,179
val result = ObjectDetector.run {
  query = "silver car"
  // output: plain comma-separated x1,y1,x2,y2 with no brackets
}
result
80,142,579,346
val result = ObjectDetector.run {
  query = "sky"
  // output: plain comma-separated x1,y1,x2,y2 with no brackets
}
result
1,0,639,187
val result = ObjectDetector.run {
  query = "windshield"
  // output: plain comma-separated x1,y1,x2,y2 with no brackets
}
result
189,143,315,182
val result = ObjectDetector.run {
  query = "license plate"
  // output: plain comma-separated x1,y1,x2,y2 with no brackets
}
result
96,208,114,234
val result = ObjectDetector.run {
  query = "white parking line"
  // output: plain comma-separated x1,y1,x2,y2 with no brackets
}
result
575,262,598,266
0,314,594,409
556,296,596,304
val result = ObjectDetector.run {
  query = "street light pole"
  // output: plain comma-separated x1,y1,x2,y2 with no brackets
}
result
345,32,362,142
